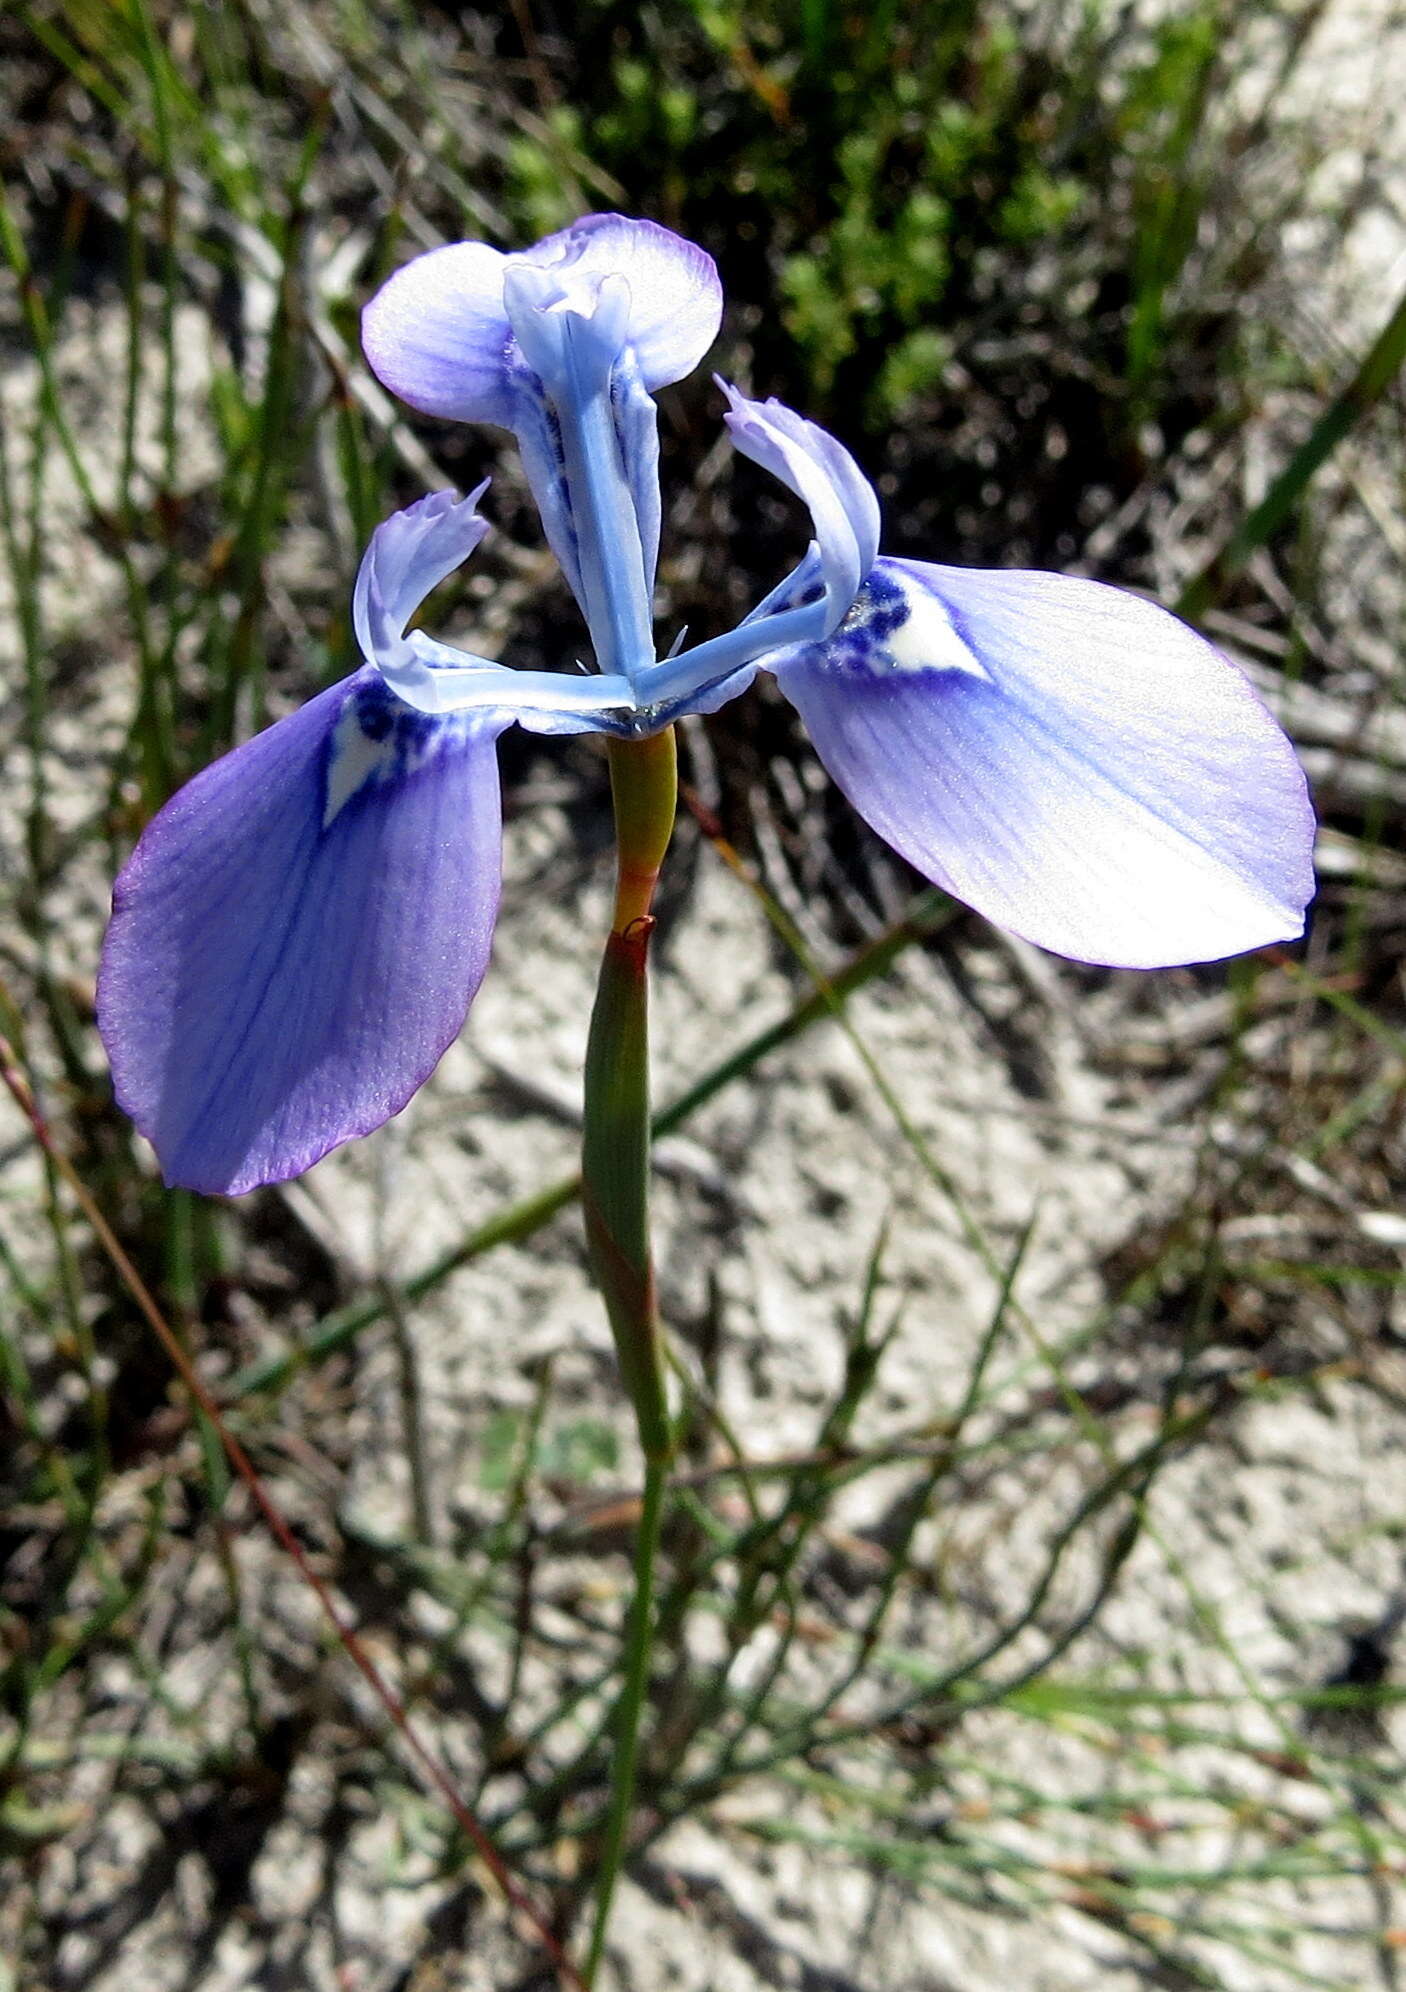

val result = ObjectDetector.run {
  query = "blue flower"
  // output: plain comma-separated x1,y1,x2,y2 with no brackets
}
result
98,214,1315,1194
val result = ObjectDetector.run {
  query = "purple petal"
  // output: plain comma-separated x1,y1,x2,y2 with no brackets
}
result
718,387,880,629
361,241,516,425
772,560,1315,968
521,215,722,389
98,670,504,1193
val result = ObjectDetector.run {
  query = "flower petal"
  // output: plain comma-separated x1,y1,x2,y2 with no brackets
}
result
351,488,638,731
772,560,1315,968
521,214,722,389
382,629,637,729
718,387,880,630
98,670,504,1193
353,486,491,667
361,216,721,426
635,545,828,711
361,241,515,424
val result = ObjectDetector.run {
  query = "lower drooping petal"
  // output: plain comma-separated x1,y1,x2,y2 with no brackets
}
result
772,560,1315,968
98,669,505,1194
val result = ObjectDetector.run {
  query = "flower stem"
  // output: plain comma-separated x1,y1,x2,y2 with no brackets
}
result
580,726,677,1983
581,727,677,1462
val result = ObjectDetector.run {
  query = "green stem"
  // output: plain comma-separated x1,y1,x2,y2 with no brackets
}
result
226,888,956,1405
581,729,678,1464
581,919,670,1461
582,1453,667,1986
579,727,677,1982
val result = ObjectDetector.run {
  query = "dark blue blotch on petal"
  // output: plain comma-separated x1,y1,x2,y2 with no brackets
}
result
351,676,397,742
346,672,441,754
98,667,505,1195
797,568,912,677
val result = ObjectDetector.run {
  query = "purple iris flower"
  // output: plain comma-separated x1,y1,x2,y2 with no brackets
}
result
97,214,1315,1196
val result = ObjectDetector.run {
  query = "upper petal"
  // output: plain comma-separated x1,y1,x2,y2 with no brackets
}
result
718,387,880,630
772,560,1315,968
612,347,662,603
521,214,722,389
361,241,516,424
361,216,721,425
98,669,505,1193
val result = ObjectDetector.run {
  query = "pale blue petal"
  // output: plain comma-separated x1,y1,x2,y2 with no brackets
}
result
772,559,1315,968
614,348,662,601
350,487,639,731
361,242,515,424
510,366,589,614
519,214,722,389
651,662,759,722
635,548,830,710
361,216,720,423
718,386,880,630
363,220,710,682
502,272,655,676
383,630,636,727
352,486,491,668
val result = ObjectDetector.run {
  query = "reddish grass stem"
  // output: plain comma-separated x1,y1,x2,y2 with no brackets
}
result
0,1029,585,1992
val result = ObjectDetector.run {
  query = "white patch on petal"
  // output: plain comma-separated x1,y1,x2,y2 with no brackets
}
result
877,581,990,678
323,702,399,828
